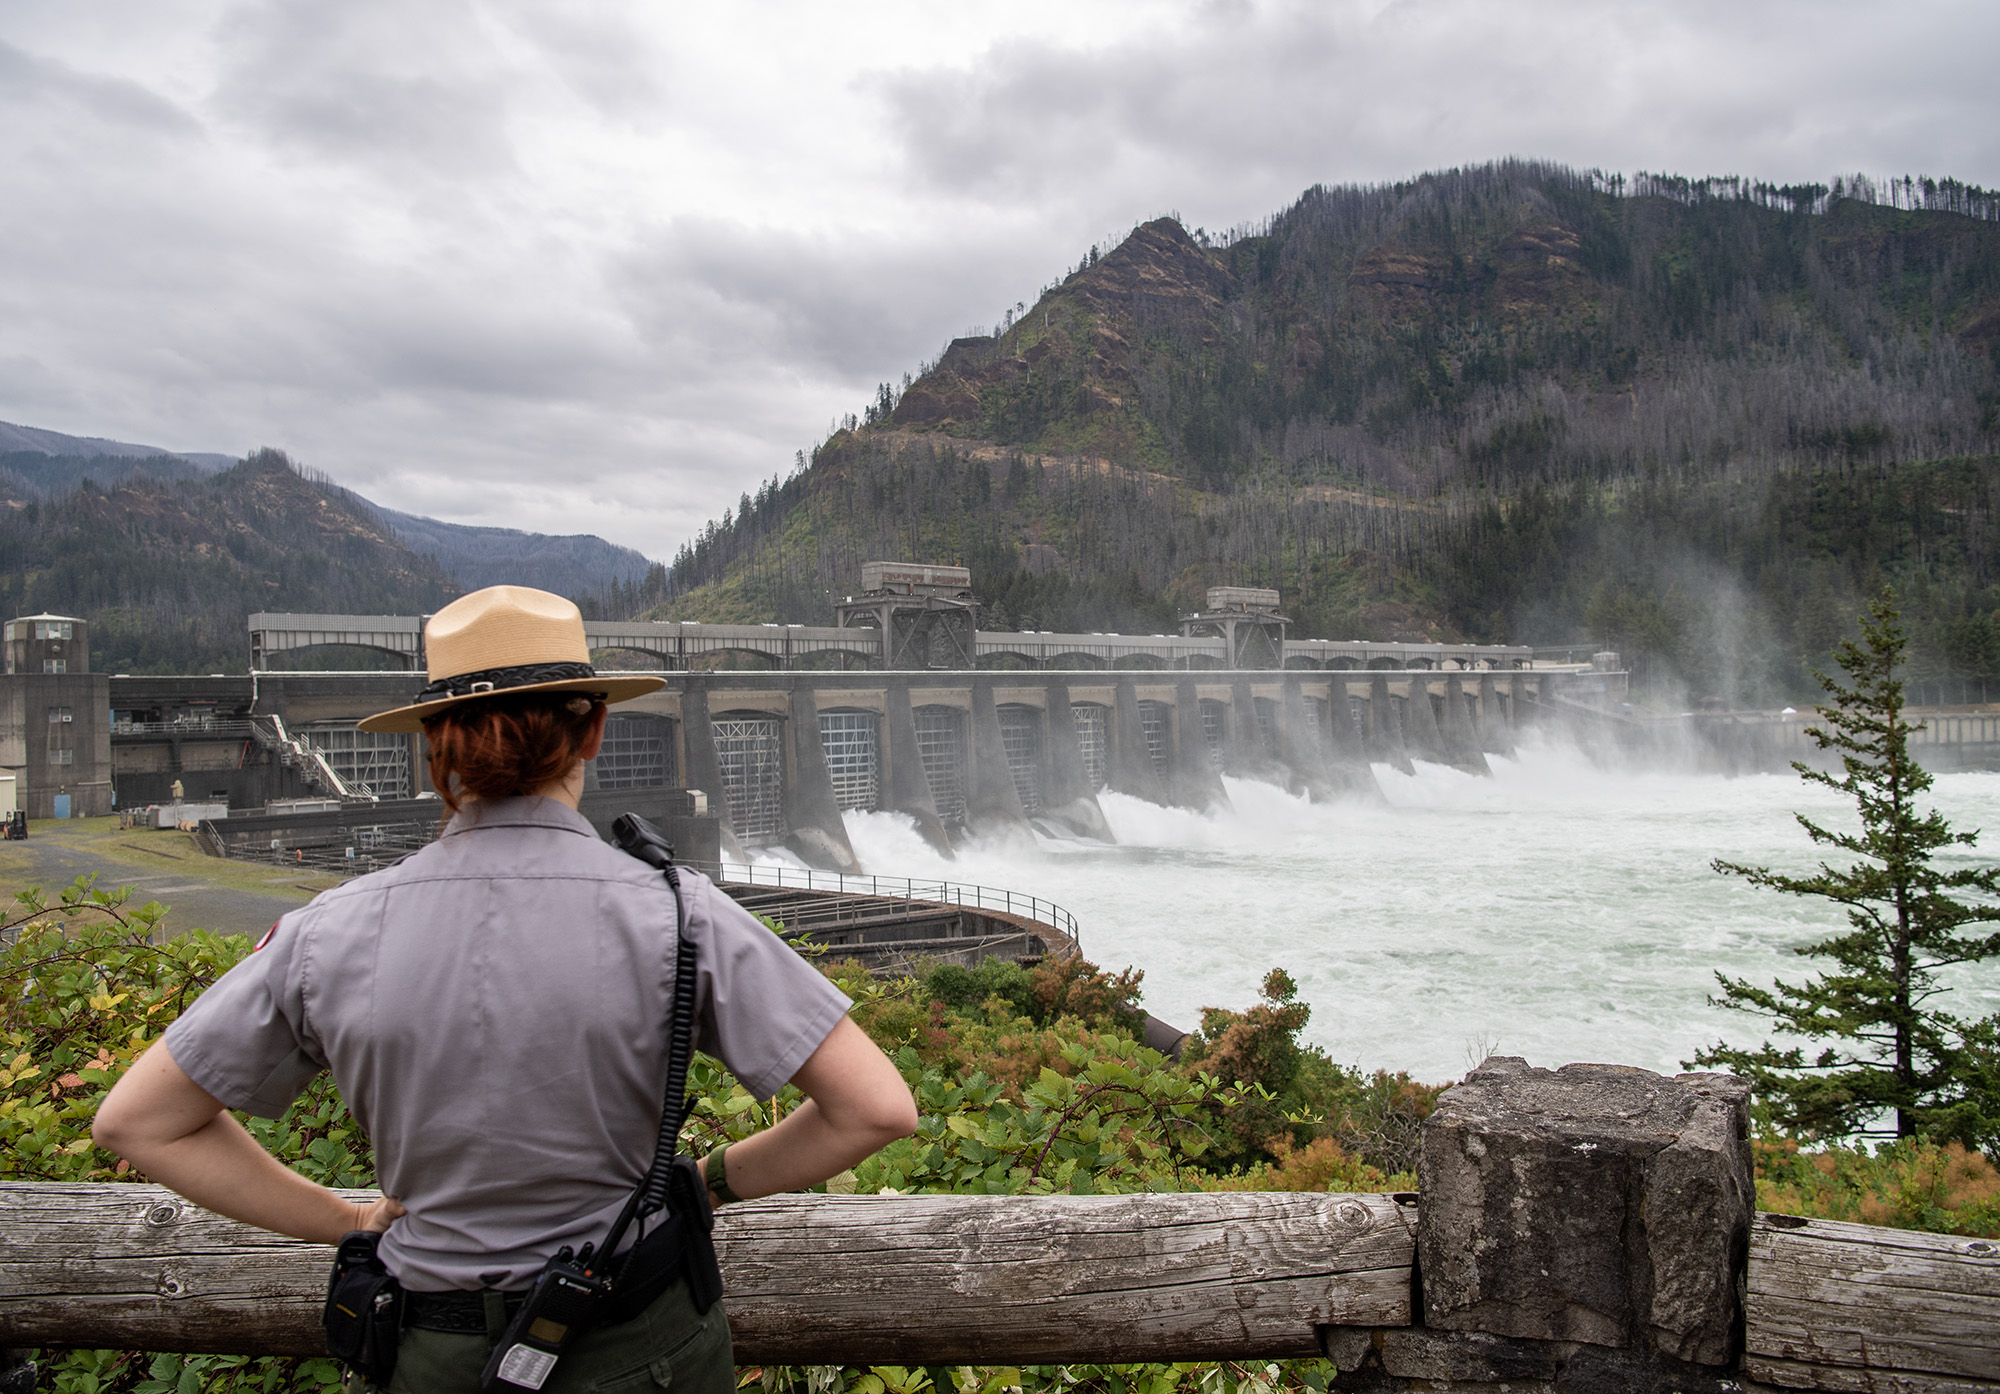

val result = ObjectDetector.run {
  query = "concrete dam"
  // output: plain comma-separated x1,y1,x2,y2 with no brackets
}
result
62,571,1616,878
207,573,1602,874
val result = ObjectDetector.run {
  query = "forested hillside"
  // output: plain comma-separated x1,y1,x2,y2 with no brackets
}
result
0,433,675,670
0,449,459,672
375,505,667,615
663,162,2000,704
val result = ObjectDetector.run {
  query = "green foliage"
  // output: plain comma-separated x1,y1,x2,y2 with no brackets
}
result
1172,970,1444,1180
1197,1136,1398,1194
1,887,359,1391
741,1358,1341,1394
42,1351,350,1394
921,956,1145,1038
861,1038,1238,1196
17,880,2000,1392
1753,1136,2000,1237
1693,590,2000,1151
923,959,1040,1022
3,881,206,1182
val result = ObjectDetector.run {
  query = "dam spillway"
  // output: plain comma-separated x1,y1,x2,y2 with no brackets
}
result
78,573,1612,871
121,647,1580,874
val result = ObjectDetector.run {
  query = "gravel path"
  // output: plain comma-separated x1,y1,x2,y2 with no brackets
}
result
0,820,336,938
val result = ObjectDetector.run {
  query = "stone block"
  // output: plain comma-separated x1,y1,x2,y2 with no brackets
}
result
1417,1057,1752,1367
1322,1324,1754,1394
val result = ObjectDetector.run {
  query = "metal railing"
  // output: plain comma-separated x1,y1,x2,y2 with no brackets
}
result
111,719,256,738
712,862,1081,948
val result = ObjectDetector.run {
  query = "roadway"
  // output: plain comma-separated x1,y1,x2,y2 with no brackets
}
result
0,817,342,940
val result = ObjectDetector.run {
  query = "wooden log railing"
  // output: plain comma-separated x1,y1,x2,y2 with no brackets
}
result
6,1061,1998,1393
1744,1212,2000,1391
0,1185,1415,1365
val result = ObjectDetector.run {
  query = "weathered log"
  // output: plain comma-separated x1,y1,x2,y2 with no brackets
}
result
0,1183,1415,1363
1744,1355,2000,1393
1744,1212,2000,1390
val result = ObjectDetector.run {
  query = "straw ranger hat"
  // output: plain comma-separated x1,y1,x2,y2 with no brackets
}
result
358,586,663,734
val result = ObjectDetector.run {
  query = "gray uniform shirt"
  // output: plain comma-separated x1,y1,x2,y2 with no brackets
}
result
163,796,852,1291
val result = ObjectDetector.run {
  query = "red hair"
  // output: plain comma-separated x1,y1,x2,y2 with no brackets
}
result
423,694,602,819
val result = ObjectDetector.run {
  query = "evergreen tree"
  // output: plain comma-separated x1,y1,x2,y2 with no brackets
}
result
1693,589,2000,1151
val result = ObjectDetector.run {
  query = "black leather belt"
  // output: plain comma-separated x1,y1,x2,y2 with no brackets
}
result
404,1288,528,1334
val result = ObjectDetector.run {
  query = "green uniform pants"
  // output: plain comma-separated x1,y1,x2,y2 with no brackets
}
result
372,1278,734,1394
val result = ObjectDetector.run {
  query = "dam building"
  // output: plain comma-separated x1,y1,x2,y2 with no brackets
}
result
0,614,113,820
0,570,1602,874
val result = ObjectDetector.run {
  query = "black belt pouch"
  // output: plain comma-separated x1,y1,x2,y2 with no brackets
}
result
324,1230,404,1386
601,1156,723,1324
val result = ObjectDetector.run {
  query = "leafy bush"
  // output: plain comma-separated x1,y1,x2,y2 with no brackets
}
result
861,1038,1246,1196
924,959,1039,1021
2,884,366,1391
1317,1071,1447,1182
0,893,1338,1392
1198,1137,1397,1194
0,883,374,1194
1754,1137,2000,1237
1173,969,1444,1178
921,956,1145,1037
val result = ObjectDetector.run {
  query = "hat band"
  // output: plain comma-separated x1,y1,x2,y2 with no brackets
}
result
416,661,600,704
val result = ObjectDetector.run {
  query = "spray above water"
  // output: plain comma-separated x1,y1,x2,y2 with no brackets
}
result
742,739,2000,1085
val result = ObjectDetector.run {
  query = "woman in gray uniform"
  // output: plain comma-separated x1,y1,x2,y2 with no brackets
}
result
95,586,918,1391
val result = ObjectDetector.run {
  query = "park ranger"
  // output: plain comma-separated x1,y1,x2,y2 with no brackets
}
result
96,585,918,1391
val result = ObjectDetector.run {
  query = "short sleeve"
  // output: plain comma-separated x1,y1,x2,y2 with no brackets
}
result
688,877,852,1099
161,910,328,1118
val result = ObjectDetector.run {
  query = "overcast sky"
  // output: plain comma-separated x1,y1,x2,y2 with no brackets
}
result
2,1,1996,558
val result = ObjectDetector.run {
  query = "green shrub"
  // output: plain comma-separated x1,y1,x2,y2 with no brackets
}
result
1754,1136,2000,1236
0,892,1325,1391
920,955,1145,1037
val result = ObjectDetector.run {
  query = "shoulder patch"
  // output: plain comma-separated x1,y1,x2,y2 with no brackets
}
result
253,922,280,952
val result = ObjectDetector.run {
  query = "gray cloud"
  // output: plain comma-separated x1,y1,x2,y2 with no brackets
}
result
0,38,200,136
210,0,520,179
0,0,1995,559
874,1,2000,230
616,216,1052,385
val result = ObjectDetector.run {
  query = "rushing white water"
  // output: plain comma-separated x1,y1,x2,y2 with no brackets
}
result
804,741,2000,1086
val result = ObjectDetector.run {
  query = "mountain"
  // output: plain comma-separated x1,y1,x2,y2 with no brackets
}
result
375,506,660,606
0,422,666,620
0,420,236,471
660,161,2000,703
0,449,459,672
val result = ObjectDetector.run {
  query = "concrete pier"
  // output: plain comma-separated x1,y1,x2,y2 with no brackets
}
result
1041,681,1113,839
883,681,954,857
678,684,726,827
1368,675,1416,775
1227,678,1276,781
784,687,861,871
1402,674,1451,766
1109,682,1170,805
1442,674,1493,776
966,682,1034,839
1169,677,1229,811
1276,679,1331,801
675,684,751,863
1479,671,1516,757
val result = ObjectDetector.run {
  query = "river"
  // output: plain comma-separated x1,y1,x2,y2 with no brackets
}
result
812,741,2000,1086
